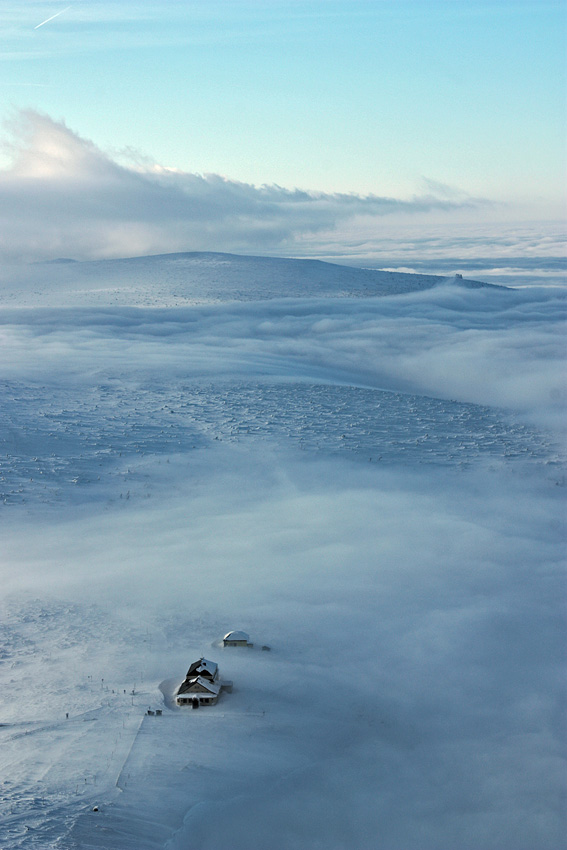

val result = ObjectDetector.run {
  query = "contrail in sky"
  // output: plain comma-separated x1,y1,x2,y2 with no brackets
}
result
34,6,72,29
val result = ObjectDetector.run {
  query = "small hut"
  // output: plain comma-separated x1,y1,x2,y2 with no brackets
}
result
223,630,252,648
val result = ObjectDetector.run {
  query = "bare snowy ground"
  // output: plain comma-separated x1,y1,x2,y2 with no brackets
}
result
0,378,559,509
0,252,494,308
0,255,565,850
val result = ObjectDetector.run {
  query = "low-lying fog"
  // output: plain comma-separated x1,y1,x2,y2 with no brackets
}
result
1,265,565,849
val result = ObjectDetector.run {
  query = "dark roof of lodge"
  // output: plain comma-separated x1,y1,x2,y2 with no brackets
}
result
177,676,220,696
185,657,218,678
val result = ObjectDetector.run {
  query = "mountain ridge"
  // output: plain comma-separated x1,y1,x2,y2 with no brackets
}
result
3,250,503,308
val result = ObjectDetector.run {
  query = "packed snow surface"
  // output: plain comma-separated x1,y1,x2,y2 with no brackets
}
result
0,378,557,509
0,253,565,849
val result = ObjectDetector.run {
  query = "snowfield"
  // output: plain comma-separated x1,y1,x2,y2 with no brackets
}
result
0,251,495,308
0,253,565,849
0,377,558,509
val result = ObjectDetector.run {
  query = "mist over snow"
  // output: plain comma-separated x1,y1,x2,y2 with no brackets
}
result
1,0,565,841
0,253,566,849
1,256,565,431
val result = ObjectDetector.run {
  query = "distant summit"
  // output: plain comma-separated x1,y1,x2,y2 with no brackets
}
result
6,251,503,308
42,257,78,264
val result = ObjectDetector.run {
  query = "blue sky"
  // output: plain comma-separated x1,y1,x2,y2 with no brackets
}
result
0,0,565,261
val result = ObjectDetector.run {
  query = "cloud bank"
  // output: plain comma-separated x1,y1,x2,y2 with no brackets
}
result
2,281,565,433
0,256,565,848
2,445,565,849
0,111,489,263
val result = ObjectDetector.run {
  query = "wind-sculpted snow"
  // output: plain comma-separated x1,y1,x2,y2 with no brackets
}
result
0,379,558,508
0,256,565,850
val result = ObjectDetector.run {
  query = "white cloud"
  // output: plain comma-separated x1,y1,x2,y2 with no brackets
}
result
0,110,490,262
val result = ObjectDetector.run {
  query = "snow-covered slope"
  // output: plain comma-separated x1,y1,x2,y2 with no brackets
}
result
0,251,496,307
0,254,565,850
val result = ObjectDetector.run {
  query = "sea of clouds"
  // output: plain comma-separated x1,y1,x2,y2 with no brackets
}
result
0,110,545,268
2,280,565,430
1,265,565,847
0,101,565,848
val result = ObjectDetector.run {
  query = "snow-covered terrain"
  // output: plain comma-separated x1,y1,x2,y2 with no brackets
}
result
1,254,565,849
0,251,495,308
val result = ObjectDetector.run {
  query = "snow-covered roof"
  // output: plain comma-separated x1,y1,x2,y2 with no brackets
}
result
177,676,220,696
223,630,249,642
186,657,218,678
